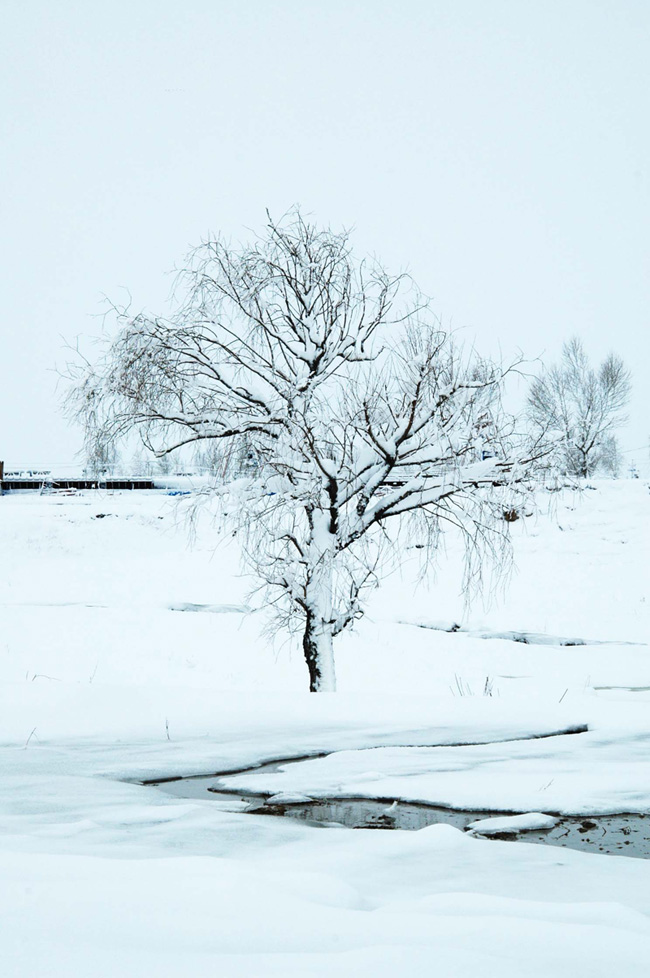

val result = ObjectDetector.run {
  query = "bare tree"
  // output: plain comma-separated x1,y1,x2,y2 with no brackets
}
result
599,434,622,478
130,448,154,477
527,337,630,479
193,441,226,478
155,452,174,476
70,210,536,691
83,431,119,480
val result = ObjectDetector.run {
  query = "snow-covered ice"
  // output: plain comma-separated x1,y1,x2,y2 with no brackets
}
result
467,813,560,835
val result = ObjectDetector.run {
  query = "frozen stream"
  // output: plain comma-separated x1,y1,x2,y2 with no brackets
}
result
144,748,650,859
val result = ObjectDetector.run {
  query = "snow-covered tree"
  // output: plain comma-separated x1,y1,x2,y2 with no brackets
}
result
155,452,173,476
193,441,226,478
71,210,537,691
130,448,154,477
193,435,255,481
83,431,119,479
527,337,630,479
599,434,622,478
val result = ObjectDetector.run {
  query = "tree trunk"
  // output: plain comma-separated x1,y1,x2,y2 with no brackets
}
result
302,511,336,693
302,610,337,692
302,516,337,691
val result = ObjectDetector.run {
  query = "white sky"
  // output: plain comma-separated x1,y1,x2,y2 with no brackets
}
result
1,0,648,469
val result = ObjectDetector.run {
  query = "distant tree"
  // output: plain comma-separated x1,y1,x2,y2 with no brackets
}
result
130,449,154,477
599,435,622,478
527,337,630,478
84,432,119,479
193,440,233,479
156,452,174,476
70,210,539,691
130,450,144,476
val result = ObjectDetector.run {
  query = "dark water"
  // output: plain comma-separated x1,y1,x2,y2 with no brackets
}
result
147,768,650,858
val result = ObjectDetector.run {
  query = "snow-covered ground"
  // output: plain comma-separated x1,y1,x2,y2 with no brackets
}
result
1,481,649,976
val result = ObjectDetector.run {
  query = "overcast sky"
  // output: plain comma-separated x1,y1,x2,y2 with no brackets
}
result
2,0,648,470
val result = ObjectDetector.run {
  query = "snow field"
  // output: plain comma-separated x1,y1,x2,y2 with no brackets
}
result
0,481,649,975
